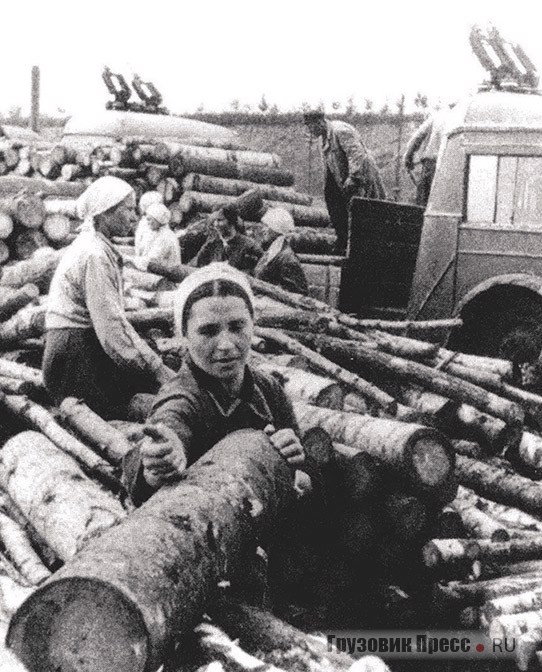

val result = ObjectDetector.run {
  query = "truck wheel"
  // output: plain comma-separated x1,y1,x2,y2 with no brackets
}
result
449,293,542,365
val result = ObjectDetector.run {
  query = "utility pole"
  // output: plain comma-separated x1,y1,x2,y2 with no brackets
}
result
30,66,40,133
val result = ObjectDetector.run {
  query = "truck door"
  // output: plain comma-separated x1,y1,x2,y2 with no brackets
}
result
339,198,424,318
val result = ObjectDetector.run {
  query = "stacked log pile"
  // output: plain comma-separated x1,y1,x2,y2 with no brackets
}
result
0,136,335,270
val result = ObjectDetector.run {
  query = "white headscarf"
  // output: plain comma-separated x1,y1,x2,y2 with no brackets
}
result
174,262,254,336
139,191,163,215
76,176,134,229
146,202,171,227
261,207,295,235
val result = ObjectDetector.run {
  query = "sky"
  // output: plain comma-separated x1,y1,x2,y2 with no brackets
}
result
3,0,542,118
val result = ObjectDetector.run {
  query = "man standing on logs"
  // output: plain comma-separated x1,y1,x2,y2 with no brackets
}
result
303,110,386,254
43,176,175,419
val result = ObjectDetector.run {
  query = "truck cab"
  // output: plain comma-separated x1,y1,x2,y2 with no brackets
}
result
343,88,542,360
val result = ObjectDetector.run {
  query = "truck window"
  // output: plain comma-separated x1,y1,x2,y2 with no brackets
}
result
467,154,542,227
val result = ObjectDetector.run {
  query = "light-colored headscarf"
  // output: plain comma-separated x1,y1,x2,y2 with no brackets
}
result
174,262,254,336
139,191,163,215
76,176,133,229
146,202,171,227
261,207,295,235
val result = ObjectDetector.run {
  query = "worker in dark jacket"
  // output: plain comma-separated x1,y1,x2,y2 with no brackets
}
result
123,263,309,506
303,111,386,254
253,208,309,295
191,205,263,273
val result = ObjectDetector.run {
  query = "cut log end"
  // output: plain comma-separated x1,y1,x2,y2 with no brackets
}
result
408,432,455,489
8,577,148,672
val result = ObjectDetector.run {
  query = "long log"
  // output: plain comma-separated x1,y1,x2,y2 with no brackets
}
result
182,173,312,206
288,331,524,426
0,432,126,562
451,497,510,542
0,176,85,199
0,511,51,586
7,429,295,672
434,575,542,607
0,194,45,229
294,402,455,495
435,349,514,380
0,360,42,388
0,305,45,347
483,589,542,623
489,610,542,643
0,247,62,290
455,455,542,516
169,144,281,168
255,327,398,416
0,284,39,321
472,494,542,534
179,191,330,227
170,153,295,186
454,404,522,454
59,398,135,464
43,198,78,217
287,227,336,255
0,394,120,491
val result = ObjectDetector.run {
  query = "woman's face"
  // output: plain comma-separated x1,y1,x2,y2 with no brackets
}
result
185,295,253,386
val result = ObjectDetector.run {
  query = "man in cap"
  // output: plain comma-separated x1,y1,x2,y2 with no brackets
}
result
303,110,386,254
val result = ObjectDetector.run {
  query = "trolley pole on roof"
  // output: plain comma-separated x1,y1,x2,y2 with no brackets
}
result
30,66,40,133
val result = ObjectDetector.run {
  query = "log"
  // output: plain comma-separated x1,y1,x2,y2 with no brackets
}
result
169,144,281,168
400,388,459,427
179,190,331,227
474,496,542,534
1,147,20,170
10,229,49,260
182,173,313,206
50,145,77,165
7,429,295,672
0,240,8,264
455,455,542,516
507,431,542,474
0,212,13,239
332,443,383,503
451,497,510,542
255,327,398,416
454,404,521,454
0,176,85,198
60,164,84,181
436,349,514,380
169,153,294,186
289,331,524,426
59,397,135,464
483,589,542,623
0,432,126,562
294,403,455,495
13,159,32,177
343,392,369,414
144,162,169,187
0,511,50,586
42,214,72,244
255,361,344,410
433,506,466,538
0,193,45,229
127,142,171,164
287,227,336,255
210,601,356,672
0,305,45,347
0,247,62,290
0,284,39,321
0,394,120,491
489,610,542,643
38,156,61,180
475,537,542,563
43,198,78,217
0,360,42,388
451,440,484,458
434,575,542,607
422,539,480,570
0,377,34,396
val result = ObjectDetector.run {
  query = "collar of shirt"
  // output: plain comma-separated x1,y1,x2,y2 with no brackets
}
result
95,230,124,267
186,357,272,422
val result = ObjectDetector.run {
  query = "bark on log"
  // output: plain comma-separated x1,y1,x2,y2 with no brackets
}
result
0,194,45,229
0,376,34,396
0,305,45,347
0,394,120,491
7,429,295,672
0,176,85,199
43,198,78,217
435,349,514,380
170,153,295,186
289,331,524,426
169,144,281,168
450,440,484,458
210,601,356,672
434,575,542,607
0,212,13,239
0,284,39,321
475,537,542,563
400,388,459,427
294,402,455,495
455,455,542,516
59,398,135,464
0,510,51,586
454,404,521,454
10,229,49,260
422,539,480,570
0,360,42,388
255,361,344,410
42,214,72,244
0,432,126,562
182,173,313,206
286,227,336,255
483,589,542,623
255,327,398,416
0,247,62,290
451,498,510,542
489,610,542,643
473,495,542,534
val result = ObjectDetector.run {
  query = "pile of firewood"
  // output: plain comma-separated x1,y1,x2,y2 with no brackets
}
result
0,135,335,268
6,252,542,669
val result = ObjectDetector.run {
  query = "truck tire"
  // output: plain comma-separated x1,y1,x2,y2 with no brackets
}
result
449,290,542,365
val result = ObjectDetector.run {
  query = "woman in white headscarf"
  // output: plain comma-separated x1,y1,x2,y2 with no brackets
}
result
43,176,175,419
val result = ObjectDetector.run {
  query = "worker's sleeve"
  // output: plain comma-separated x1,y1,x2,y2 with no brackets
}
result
84,253,165,376
335,126,372,186
403,117,432,167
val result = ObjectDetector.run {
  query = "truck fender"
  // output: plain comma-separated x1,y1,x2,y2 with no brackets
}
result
453,274,542,317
